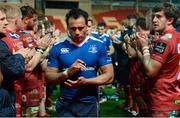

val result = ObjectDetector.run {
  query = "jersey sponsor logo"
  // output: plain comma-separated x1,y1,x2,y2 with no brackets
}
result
154,42,167,54
9,33,20,39
88,45,98,53
82,67,96,71
60,48,69,54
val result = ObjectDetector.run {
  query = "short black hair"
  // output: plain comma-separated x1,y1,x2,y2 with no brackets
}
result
20,5,37,19
136,17,148,30
127,15,137,20
65,8,89,27
97,21,106,27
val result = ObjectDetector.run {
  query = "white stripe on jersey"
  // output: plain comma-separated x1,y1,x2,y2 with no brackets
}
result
88,36,104,43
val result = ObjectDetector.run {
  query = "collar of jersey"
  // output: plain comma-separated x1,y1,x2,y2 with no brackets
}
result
5,28,14,33
67,36,89,47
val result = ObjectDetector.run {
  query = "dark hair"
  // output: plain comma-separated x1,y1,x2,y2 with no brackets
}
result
20,5,37,19
152,2,179,26
97,21,106,27
88,17,93,24
65,8,89,27
136,17,148,30
127,15,137,20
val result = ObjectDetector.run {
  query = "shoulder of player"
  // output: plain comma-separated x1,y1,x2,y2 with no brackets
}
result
5,32,20,39
160,29,180,40
102,33,110,37
88,36,104,43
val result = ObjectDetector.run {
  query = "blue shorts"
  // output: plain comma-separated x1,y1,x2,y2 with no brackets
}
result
56,97,99,117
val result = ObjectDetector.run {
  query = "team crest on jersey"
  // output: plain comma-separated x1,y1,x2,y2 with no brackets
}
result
160,33,172,40
154,42,167,54
178,43,180,54
9,33,20,39
60,48,69,54
88,45,97,53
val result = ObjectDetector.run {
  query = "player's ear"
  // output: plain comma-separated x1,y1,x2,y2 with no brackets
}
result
22,17,29,24
167,17,174,25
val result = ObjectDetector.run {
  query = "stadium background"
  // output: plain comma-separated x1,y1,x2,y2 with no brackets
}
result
1,0,179,33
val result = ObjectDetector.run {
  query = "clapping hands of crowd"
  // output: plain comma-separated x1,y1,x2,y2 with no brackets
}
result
13,48,32,60
36,33,52,50
135,32,149,49
124,33,138,50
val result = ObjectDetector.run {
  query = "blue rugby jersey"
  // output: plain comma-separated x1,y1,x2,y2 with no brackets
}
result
91,32,113,51
48,36,112,102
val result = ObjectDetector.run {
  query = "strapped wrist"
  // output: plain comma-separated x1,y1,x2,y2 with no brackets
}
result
62,68,69,78
35,47,45,54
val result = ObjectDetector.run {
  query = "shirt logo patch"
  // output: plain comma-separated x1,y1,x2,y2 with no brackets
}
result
174,99,180,104
20,30,29,34
60,48,69,54
9,33,20,39
88,45,97,53
161,33,172,40
154,42,167,54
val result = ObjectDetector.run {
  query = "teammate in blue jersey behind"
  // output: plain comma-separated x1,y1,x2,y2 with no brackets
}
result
92,22,114,56
45,8,114,117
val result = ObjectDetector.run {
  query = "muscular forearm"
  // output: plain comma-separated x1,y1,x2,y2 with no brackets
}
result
136,47,160,77
25,51,42,71
40,46,52,62
45,70,68,84
86,73,113,86
85,64,114,86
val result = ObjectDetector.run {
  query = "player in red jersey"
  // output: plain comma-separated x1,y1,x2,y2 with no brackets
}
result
3,5,51,117
124,17,152,116
135,2,180,117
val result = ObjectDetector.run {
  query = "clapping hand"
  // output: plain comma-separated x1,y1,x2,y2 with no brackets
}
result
135,32,149,48
36,33,52,49
13,48,31,59
64,77,86,87
67,59,86,77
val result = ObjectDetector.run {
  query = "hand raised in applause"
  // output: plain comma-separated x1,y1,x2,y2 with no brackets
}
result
13,48,31,59
135,32,149,48
36,33,52,50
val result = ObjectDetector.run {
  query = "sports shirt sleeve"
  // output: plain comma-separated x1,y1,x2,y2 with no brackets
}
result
98,42,112,67
0,40,25,77
47,46,60,68
151,39,171,64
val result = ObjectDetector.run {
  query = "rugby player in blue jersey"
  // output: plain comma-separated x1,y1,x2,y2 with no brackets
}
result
45,8,114,117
